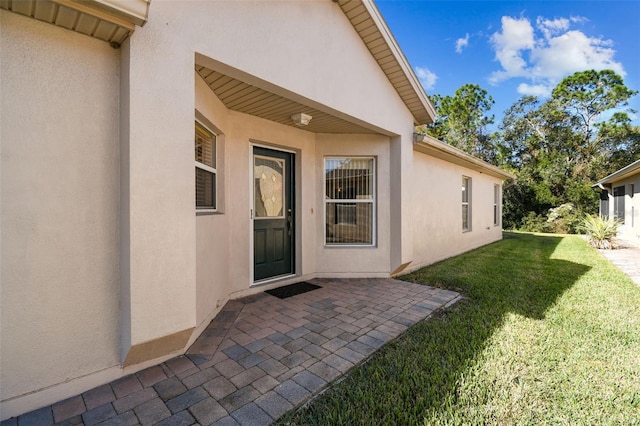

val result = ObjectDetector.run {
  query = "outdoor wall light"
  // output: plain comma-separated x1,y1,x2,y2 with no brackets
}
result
291,112,312,126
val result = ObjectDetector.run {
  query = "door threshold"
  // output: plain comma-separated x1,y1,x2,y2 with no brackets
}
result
252,274,297,287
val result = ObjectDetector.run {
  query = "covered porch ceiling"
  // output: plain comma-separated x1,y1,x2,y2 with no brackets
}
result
196,62,389,135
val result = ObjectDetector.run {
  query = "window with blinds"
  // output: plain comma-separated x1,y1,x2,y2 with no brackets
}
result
462,176,471,231
195,121,216,210
325,157,375,245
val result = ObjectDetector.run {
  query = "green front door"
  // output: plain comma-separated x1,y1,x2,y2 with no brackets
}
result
253,147,294,281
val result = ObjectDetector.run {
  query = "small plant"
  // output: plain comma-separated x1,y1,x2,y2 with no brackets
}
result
579,214,622,249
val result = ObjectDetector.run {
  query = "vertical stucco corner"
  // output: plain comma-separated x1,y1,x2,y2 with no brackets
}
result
389,132,415,272
119,17,197,355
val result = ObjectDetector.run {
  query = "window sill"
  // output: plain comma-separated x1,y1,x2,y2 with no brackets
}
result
324,244,377,248
196,209,219,216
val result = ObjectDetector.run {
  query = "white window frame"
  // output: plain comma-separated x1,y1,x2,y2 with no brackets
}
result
462,176,471,232
493,184,500,226
324,156,376,247
613,185,625,223
630,183,635,227
195,119,217,213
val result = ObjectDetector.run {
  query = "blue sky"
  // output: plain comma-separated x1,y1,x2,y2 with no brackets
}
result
375,0,640,128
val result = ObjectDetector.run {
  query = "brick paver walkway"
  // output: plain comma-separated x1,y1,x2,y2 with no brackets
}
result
2,278,459,426
599,246,640,286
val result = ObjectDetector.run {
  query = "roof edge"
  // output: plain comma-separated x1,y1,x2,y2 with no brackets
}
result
360,0,436,122
595,158,640,186
413,133,516,181
338,0,436,125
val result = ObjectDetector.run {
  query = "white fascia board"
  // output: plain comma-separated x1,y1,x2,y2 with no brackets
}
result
594,158,640,186
360,0,436,124
413,133,516,181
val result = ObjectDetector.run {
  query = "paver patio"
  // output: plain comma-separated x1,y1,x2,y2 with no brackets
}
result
599,245,640,286
2,278,459,426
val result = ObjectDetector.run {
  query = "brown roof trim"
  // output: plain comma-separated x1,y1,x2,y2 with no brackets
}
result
337,0,436,125
413,134,516,181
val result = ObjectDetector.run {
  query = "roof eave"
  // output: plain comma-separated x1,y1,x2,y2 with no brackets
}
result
594,158,640,186
413,133,516,181
338,0,436,125
0,0,150,46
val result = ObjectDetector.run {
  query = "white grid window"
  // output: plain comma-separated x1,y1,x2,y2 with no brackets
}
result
462,176,471,231
325,157,375,245
195,121,216,211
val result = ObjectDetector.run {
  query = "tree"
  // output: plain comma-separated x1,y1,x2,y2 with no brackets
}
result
550,69,638,179
421,84,497,163
498,70,638,231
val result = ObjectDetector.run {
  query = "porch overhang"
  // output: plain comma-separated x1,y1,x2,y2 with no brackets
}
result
0,0,150,46
196,54,396,136
413,133,516,181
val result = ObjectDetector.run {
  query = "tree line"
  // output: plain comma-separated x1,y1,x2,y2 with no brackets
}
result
417,69,639,233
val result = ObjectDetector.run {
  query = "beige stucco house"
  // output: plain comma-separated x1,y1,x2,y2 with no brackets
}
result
0,0,514,419
595,159,640,247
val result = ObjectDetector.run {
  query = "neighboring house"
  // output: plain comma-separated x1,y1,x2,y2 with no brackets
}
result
594,159,640,247
0,0,513,419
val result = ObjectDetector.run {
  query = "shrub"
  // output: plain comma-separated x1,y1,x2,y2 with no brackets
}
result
579,214,622,249
546,203,582,234
520,211,550,233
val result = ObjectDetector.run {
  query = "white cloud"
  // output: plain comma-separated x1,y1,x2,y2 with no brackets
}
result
517,83,551,97
488,14,625,97
570,15,589,24
415,66,438,90
456,33,470,53
488,17,535,83
536,17,570,39
530,30,625,80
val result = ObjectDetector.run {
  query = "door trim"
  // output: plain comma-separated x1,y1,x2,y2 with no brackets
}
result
250,143,296,285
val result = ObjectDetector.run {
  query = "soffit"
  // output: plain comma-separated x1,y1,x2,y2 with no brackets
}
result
196,65,380,135
0,0,149,46
413,134,516,181
337,0,436,125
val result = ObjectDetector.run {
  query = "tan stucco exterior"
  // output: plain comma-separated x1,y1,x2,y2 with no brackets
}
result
1,9,123,412
0,0,512,419
596,160,640,247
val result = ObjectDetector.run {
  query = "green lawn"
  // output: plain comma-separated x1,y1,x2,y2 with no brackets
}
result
277,232,640,425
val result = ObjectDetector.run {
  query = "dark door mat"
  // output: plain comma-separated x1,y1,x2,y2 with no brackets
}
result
265,282,322,299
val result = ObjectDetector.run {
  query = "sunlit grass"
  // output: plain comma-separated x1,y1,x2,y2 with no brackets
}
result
277,232,640,425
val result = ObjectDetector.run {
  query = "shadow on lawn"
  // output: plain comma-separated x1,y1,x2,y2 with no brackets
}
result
277,232,591,425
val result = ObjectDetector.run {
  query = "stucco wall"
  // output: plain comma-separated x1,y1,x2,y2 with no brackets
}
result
1,9,121,405
608,174,640,246
148,0,409,137
410,151,504,271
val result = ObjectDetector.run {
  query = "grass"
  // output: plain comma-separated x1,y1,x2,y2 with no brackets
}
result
276,232,640,425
